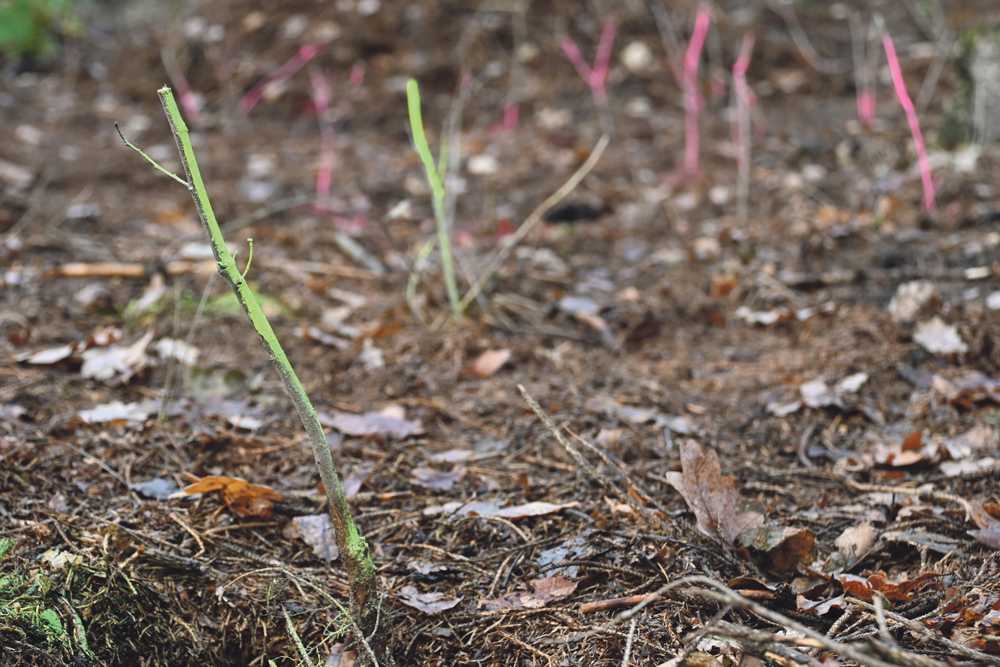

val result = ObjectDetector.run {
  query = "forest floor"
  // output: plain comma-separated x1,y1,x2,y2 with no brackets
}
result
3,0,1000,665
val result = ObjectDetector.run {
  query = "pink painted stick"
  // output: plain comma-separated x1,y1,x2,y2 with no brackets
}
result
349,63,365,87
307,66,336,210
240,43,324,114
732,33,755,174
161,49,202,127
683,6,711,175
561,18,617,113
732,33,755,222
858,90,875,127
850,14,878,128
882,33,936,213
503,102,519,131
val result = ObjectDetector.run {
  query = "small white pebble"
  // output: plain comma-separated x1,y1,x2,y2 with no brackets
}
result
15,125,42,146
802,163,827,183
282,15,308,39
467,154,499,176
708,185,731,206
621,41,652,73
357,0,381,15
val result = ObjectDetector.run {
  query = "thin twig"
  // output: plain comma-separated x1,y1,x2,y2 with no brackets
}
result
915,29,957,116
542,574,930,667
458,134,609,312
768,0,847,74
847,596,1000,666
498,630,555,667
116,123,189,186
651,2,683,85
60,439,128,487
843,477,972,520
168,511,207,558
284,608,317,667
621,618,637,667
517,385,667,528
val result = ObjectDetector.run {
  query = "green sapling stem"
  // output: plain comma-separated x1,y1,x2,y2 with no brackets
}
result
406,79,461,318
128,86,382,662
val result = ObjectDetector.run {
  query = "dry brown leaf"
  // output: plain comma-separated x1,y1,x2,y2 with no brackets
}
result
79,329,154,384
665,440,763,544
289,514,338,563
797,595,848,616
410,466,465,491
481,576,579,610
969,502,1000,550
170,476,282,517
467,349,511,378
423,500,581,519
319,409,424,439
398,585,463,615
342,467,372,497
736,525,815,572
838,571,942,603
324,643,357,667
605,495,636,515
833,523,877,569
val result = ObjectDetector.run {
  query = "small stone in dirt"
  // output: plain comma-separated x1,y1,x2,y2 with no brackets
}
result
359,338,385,369
801,163,827,183
692,236,721,262
467,154,499,176
914,317,968,355
708,185,731,206
621,41,652,73
0,159,34,191
74,283,114,312
888,281,936,323
66,203,103,220
625,96,652,118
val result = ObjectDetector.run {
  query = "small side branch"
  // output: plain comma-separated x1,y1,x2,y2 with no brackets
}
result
115,122,189,187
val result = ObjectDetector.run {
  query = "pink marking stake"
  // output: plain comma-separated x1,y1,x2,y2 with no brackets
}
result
731,33,755,172
850,14,879,129
857,90,876,128
240,43,325,114
731,33,755,222
349,63,365,87
682,6,711,175
308,66,336,211
882,33,936,213
503,102,519,131
161,49,202,127
560,18,617,134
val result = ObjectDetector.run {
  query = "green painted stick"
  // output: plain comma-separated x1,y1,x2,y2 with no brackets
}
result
406,79,461,318
150,86,381,660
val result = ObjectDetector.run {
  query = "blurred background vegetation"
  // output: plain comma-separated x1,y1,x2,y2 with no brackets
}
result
0,0,84,60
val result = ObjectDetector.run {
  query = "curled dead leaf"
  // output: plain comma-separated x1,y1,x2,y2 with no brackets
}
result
170,476,281,518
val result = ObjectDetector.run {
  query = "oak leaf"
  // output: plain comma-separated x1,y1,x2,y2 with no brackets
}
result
665,440,763,544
